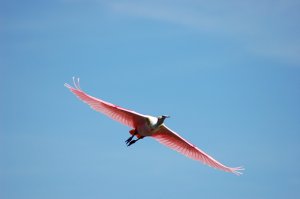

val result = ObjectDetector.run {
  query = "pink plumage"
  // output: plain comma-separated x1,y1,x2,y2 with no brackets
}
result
152,125,243,175
64,79,146,128
65,78,244,175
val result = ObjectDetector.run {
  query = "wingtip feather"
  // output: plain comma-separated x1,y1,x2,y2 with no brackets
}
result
64,83,71,89
231,166,245,176
65,77,82,91
72,76,81,90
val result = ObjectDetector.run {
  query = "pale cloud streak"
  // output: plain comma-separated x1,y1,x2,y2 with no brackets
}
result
108,0,300,65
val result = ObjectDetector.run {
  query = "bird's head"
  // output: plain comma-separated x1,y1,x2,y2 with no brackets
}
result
158,115,170,122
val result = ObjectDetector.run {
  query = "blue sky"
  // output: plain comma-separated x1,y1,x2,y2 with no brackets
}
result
1,0,300,198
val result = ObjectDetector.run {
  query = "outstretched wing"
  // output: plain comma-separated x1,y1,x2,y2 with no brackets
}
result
152,125,244,175
65,78,147,128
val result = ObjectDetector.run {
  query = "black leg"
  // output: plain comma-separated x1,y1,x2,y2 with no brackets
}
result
125,130,138,144
127,136,144,147
125,134,135,144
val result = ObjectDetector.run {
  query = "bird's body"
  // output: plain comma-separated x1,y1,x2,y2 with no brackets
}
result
65,78,244,175
137,116,159,136
136,116,169,136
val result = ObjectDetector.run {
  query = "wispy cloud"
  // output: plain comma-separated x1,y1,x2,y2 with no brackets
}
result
110,2,219,31
108,0,300,65
11,0,299,65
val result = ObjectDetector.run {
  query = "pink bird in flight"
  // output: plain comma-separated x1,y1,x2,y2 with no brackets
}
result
65,78,244,175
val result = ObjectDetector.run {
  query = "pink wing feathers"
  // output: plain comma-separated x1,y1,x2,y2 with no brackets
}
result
152,125,244,175
65,78,146,128
65,78,243,175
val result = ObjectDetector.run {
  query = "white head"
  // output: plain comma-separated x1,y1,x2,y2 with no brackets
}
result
157,115,170,124
160,115,170,119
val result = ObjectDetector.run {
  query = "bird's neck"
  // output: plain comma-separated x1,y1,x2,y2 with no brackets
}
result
153,118,165,129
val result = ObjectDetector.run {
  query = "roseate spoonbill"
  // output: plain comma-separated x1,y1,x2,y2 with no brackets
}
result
65,78,244,175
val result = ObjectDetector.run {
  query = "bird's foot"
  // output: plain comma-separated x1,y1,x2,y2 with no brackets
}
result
126,129,138,144
125,135,134,144
127,139,137,147
126,136,145,147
